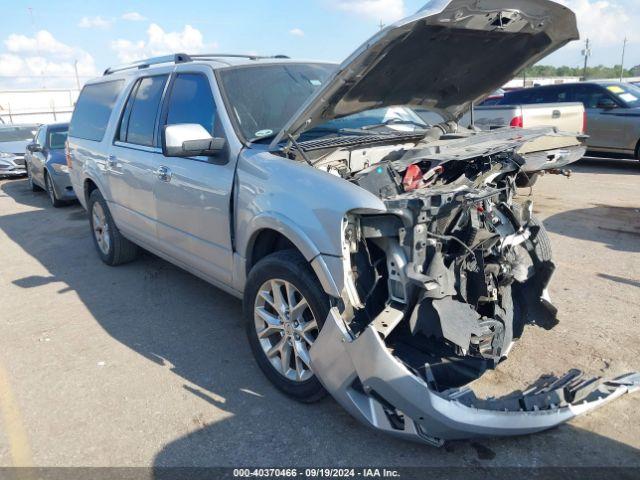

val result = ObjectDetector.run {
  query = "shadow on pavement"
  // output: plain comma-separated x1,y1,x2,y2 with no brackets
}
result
576,157,639,174
543,204,640,253
1,179,639,467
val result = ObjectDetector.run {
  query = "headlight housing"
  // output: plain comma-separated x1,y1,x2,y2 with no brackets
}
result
0,151,14,159
51,163,69,174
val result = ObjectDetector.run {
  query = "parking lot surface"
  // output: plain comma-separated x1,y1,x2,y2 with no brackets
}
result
1,158,639,467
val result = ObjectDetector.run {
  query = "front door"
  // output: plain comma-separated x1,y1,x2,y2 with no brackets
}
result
569,84,621,150
31,126,48,185
107,73,169,247
153,67,236,285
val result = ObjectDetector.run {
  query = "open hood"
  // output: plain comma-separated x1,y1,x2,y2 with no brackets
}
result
271,0,578,147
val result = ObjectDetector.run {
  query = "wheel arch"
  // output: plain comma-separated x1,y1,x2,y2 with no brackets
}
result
83,177,100,205
243,216,342,299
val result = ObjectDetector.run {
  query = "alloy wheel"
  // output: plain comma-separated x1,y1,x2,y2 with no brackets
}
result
27,165,33,189
92,202,111,255
254,279,319,382
46,176,56,204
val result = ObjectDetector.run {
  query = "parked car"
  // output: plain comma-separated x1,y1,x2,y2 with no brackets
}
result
24,122,76,207
462,102,585,134
497,81,640,159
0,124,39,178
67,0,638,445
477,88,505,106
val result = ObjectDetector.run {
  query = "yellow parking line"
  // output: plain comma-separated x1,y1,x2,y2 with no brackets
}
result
0,362,33,467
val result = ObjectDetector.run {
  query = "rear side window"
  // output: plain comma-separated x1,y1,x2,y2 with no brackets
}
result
69,80,124,141
119,75,169,146
499,88,557,105
164,73,216,134
48,127,68,149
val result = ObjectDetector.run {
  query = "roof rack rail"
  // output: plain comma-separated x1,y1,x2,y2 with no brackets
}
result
103,53,191,75
102,53,291,75
189,54,290,61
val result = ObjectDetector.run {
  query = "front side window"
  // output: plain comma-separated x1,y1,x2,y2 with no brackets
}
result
119,75,169,146
47,126,68,150
36,127,46,146
164,73,216,134
568,85,612,109
69,80,124,141
601,83,640,108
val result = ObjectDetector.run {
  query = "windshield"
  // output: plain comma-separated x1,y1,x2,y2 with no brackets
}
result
0,126,38,142
299,106,429,139
605,83,640,108
48,127,68,149
218,63,336,142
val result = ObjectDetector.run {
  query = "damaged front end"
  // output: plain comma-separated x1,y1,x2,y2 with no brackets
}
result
308,141,639,444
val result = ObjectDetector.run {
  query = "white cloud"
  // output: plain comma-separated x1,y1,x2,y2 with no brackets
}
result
0,30,97,88
122,12,147,22
5,30,74,58
111,24,211,63
78,16,112,29
331,0,405,23
557,0,638,46
289,28,305,37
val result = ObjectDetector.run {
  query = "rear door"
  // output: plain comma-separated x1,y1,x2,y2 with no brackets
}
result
108,73,170,247
153,65,236,285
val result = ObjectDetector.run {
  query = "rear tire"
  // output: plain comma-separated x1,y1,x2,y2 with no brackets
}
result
45,172,64,208
88,189,139,266
244,250,330,403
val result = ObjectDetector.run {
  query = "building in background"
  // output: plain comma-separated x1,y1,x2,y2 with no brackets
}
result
0,89,79,124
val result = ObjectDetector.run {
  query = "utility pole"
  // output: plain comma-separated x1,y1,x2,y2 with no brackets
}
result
619,37,627,82
73,60,81,91
378,20,385,31
581,38,591,81
28,6,46,88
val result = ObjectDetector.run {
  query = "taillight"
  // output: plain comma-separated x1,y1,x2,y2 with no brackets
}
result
509,115,523,128
582,111,587,134
65,140,72,170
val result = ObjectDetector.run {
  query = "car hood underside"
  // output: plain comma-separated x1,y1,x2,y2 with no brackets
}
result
272,0,579,146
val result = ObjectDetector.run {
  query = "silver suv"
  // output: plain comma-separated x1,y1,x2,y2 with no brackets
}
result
68,0,639,445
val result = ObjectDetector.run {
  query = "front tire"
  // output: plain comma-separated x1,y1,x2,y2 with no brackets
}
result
244,250,330,403
26,163,41,192
88,189,139,265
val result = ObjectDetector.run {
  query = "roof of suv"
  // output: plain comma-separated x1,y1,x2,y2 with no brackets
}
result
102,53,334,76
507,80,631,92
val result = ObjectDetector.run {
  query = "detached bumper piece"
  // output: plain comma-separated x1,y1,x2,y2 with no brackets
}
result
310,308,640,446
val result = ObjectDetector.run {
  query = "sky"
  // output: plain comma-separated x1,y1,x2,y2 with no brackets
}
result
0,0,638,89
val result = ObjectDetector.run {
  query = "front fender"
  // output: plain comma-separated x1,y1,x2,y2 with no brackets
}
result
235,149,386,297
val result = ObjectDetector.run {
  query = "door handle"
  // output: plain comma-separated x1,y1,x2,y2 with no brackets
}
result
552,110,561,119
156,165,172,182
107,155,118,169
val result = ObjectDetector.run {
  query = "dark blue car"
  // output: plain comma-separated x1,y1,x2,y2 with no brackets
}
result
25,122,76,207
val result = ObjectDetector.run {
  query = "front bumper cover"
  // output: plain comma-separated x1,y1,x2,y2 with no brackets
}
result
310,308,639,445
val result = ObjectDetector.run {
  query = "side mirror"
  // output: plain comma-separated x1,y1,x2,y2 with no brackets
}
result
596,98,617,110
162,124,225,158
27,143,42,152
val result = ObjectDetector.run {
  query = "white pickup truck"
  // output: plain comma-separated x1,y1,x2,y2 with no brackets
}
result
461,102,586,134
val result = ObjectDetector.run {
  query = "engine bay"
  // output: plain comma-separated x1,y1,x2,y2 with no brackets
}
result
287,126,577,392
